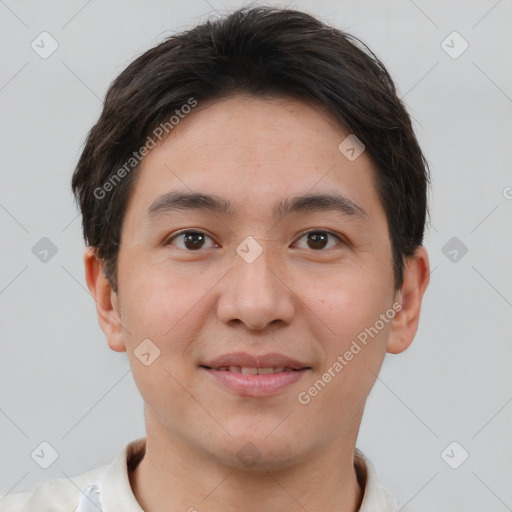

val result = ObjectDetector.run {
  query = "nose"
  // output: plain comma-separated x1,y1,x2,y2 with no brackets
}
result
216,239,296,331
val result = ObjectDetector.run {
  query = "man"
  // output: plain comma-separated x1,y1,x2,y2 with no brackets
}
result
1,6,430,511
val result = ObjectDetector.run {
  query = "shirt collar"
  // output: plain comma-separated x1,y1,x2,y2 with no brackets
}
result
92,438,397,512
354,448,398,511
97,437,145,512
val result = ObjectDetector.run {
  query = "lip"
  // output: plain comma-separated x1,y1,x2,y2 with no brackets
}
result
201,351,310,370
201,367,309,397
200,352,311,398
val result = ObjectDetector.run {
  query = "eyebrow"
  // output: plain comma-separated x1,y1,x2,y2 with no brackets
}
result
146,190,366,221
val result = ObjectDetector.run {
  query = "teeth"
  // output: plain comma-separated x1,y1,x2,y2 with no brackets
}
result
241,366,258,375
213,366,295,374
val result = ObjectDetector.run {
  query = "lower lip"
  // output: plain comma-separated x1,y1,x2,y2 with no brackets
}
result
201,368,308,397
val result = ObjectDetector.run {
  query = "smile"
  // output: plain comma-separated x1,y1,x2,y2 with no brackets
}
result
204,366,304,374
200,366,310,397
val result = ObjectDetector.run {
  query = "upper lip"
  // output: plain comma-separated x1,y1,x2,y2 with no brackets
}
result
201,352,311,370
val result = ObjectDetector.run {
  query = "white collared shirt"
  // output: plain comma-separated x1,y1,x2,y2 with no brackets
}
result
0,438,397,511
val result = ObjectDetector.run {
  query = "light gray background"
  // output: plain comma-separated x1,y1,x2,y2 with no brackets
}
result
1,0,511,510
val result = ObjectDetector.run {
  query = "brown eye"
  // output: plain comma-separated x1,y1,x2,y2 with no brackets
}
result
165,231,217,251
294,231,342,250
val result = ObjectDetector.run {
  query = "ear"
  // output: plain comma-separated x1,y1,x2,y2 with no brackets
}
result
83,246,127,353
387,246,430,354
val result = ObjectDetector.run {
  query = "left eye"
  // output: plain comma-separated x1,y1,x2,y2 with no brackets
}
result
164,230,341,251
294,230,342,250
164,231,218,251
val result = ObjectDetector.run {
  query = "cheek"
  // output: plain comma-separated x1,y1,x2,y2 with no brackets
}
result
302,266,393,400
119,253,208,340
298,316,390,429
118,256,220,394
304,270,392,342
119,264,205,422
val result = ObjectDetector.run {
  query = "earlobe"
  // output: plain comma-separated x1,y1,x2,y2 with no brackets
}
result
386,246,430,354
83,247,127,353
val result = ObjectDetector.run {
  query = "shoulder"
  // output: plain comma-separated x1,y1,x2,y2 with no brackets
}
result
0,437,145,512
0,465,107,512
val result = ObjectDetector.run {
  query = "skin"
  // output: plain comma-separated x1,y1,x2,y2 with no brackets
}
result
85,95,430,512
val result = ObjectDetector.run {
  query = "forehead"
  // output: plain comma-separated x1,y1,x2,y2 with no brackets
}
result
123,95,384,228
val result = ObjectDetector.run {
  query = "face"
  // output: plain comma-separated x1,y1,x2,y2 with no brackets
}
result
88,95,426,470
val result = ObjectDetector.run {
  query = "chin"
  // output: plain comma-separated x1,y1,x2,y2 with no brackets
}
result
208,428,309,471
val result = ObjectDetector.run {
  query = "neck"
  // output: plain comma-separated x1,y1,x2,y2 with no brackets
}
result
129,418,364,512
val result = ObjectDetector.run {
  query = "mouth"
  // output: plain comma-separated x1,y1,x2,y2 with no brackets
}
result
199,353,312,397
200,365,308,374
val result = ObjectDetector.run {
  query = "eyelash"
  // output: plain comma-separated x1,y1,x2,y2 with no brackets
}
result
162,229,344,251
